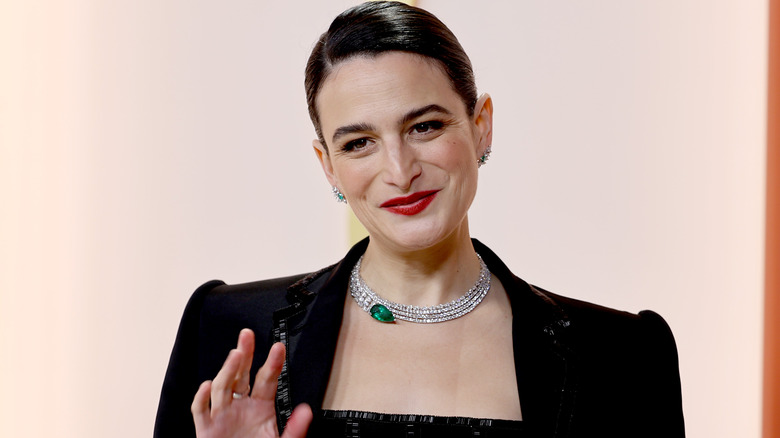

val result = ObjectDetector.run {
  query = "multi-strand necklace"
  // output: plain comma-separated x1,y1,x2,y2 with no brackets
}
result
349,254,491,323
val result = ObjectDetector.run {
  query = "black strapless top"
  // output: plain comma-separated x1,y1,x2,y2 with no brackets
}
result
310,410,525,437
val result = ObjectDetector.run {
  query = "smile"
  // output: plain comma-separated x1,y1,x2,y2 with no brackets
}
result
380,190,440,216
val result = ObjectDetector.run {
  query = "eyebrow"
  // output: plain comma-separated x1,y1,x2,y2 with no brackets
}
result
332,122,376,144
330,104,453,144
400,104,452,126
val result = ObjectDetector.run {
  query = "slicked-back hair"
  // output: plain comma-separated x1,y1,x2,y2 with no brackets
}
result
305,1,477,150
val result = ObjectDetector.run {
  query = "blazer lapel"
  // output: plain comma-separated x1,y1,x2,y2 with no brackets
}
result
274,238,369,424
473,240,577,437
512,291,578,438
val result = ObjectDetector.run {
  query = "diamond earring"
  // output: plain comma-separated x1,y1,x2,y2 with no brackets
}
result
332,186,347,203
478,146,492,168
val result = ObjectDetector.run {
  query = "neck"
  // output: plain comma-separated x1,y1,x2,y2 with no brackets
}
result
359,223,481,307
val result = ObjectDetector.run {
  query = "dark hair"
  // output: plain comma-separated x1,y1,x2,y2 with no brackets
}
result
305,1,477,149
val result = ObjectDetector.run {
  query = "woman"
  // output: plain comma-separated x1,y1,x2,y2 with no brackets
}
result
154,2,685,437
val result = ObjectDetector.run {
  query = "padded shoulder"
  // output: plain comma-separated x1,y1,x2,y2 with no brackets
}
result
528,286,685,437
196,273,313,368
154,273,313,438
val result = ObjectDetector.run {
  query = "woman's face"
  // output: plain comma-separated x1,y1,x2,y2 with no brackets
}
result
313,52,492,253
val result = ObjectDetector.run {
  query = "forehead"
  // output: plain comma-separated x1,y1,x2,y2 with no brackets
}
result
316,52,464,132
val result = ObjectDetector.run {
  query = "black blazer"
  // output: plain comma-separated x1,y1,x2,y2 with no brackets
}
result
154,239,685,437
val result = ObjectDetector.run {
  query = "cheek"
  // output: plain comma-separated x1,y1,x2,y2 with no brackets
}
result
441,140,479,196
432,138,476,172
333,160,376,194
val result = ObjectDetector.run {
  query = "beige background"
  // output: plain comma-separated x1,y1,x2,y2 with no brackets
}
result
0,0,767,437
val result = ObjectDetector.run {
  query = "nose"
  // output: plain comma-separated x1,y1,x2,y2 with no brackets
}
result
381,139,421,190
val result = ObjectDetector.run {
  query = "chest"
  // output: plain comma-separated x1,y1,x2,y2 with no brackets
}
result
321,285,522,420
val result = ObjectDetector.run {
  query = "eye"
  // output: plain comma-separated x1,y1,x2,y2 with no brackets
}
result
411,121,444,134
341,137,369,152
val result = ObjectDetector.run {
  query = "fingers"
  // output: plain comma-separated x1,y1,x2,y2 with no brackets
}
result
210,349,243,413
251,342,286,402
210,329,256,411
282,404,313,438
233,329,255,396
192,330,281,434
191,380,213,431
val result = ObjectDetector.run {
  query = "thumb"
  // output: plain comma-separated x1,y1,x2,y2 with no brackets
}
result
281,404,313,438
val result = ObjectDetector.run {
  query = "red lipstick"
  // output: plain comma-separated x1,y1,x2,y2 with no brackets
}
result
380,190,439,216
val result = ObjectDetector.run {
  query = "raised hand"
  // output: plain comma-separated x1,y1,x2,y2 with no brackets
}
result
191,329,313,438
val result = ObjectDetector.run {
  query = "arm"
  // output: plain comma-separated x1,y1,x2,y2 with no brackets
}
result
154,280,223,438
636,310,685,437
551,296,686,437
154,281,312,438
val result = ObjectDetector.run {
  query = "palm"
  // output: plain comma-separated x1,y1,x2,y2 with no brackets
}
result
192,330,312,438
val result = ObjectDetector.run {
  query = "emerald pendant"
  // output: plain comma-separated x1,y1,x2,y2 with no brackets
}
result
370,304,395,323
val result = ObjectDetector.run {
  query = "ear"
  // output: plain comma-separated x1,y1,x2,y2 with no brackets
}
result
312,139,339,187
472,93,493,156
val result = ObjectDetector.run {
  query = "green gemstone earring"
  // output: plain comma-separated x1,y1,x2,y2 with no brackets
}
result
332,186,347,203
478,145,492,168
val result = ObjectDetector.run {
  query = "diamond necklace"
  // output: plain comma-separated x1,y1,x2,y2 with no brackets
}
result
348,253,491,323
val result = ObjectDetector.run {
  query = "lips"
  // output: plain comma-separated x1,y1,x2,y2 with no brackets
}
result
380,190,439,216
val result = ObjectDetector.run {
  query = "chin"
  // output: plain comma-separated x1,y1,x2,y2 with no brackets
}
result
380,223,462,253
